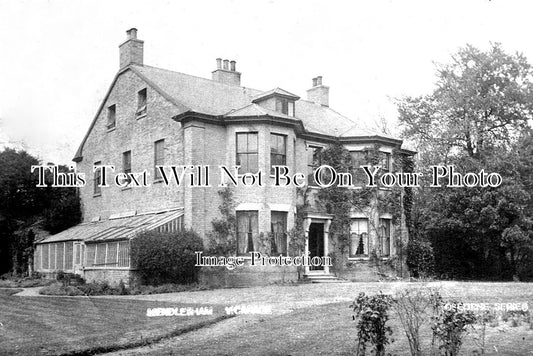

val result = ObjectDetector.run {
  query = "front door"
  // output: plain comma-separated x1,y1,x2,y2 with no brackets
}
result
308,223,324,270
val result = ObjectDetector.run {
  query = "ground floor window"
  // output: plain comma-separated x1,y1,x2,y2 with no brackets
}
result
236,211,258,255
74,243,84,265
271,211,287,255
35,241,74,271
350,219,369,257
379,218,391,256
86,241,130,267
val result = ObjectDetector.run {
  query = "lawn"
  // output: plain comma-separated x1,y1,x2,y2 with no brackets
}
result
142,301,532,356
0,294,229,355
102,281,533,356
1,282,532,355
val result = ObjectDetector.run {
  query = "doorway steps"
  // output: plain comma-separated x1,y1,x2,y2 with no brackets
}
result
304,273,346,283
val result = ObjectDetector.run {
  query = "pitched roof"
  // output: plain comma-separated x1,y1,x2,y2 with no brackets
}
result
251,87,300,103
37,208,184,243
74,64,403,162
132,65,262,115
132,65,379,138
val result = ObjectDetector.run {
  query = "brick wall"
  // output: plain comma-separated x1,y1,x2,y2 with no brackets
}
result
78,69,184,222
83,269,133,287
199,264,299,287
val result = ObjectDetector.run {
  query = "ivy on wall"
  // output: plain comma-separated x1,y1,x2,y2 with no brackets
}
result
314,141,414,273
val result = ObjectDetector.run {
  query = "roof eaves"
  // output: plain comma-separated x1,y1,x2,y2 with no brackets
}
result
398,147,417,155
172,110,224,125
338,135,403,146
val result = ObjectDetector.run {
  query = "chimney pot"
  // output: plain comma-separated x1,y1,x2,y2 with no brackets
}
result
126,28,138,40
307,76,329,106
212,58,241,86
119,28,143,68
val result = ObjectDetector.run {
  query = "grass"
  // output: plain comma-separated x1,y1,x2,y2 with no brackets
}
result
2,281,533,355
139,303,533,356
0,294,228,355
109,281,533,355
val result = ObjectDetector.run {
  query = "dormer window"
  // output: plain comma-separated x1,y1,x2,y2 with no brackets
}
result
276,98,295,117
136,88,147,117
107,105,116,129
251,88,299,118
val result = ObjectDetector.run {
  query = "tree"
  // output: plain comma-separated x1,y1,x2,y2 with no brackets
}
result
398,43,533,162
397,44,533,280
0,148,81,275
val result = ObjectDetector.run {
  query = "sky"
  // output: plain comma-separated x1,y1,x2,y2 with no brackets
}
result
1,0,533,164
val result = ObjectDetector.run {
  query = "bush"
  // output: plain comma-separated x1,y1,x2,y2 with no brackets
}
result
128,283,210,295
351,292,394,356
0,276,55,288
406,239,435,278
131,229,203,285
40,283,85,296
432,302,476,356
56,271,85,286
393,287,441,356
77,281,120,295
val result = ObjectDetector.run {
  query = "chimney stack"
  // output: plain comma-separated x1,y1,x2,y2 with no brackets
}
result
307,76,329,106
212,58,241,86
119,28,144,69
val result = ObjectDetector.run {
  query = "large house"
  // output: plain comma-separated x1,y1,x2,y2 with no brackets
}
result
34,29,414,286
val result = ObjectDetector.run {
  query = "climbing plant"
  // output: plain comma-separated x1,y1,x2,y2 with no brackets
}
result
206,187,237,256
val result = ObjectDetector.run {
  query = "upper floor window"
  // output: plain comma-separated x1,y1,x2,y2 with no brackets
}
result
351,151,365,170
270,133,287,175
380,152,391,172
307,145,323,186
93,161,102,196
275,98,295,117
154,139,164,181
107,105,116,129
236,132,258,174
236,211,257,255
349,218,369,257
137,88,147,117
123,150,132,185
271,211,287,255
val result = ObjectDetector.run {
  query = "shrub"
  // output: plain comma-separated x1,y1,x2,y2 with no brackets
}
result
0,276,55,288
40,283,84,296
206,187,237,256
351,292,394,356
393,287,441,356
128,283,210,295
131,229,203,285
406,239,435,278
76,281,115,295
56,271,85,286
432,302,476,356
